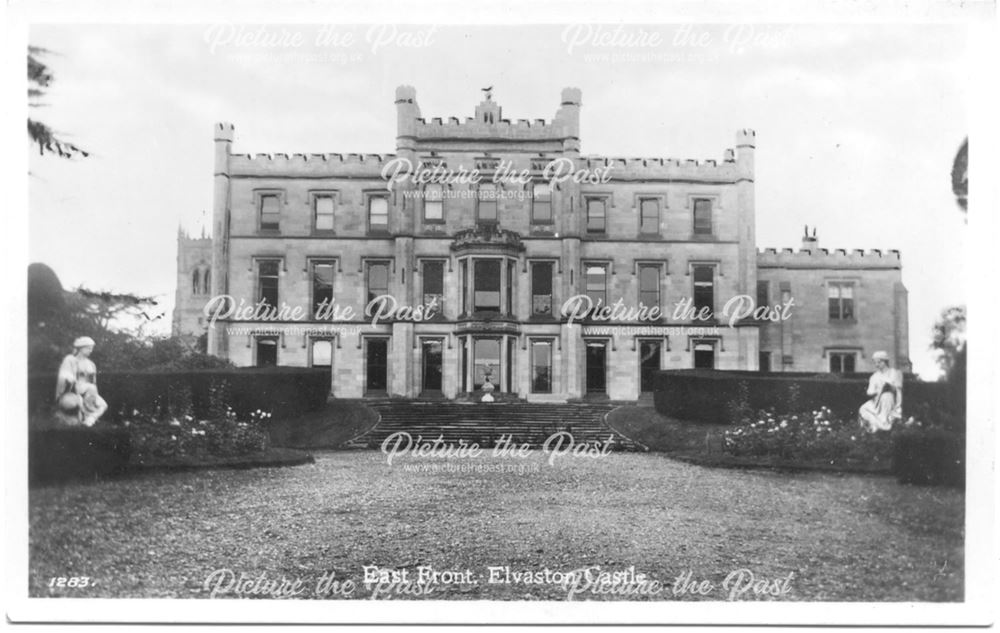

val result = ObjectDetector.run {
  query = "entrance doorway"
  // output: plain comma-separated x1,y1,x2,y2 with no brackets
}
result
473,338,501,391
585,341,607,394
422,339,443,393
639,340,661,392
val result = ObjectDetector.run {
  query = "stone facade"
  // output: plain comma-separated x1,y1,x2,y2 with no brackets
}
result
172,86,909,400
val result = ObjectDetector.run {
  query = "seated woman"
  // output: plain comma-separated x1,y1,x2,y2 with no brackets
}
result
55,336,108,427
858,350,903,432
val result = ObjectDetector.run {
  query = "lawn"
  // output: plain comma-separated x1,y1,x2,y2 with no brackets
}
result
29,451,963,601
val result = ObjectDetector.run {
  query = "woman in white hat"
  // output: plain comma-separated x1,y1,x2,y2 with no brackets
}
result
858,350,903,432
55,336,108,427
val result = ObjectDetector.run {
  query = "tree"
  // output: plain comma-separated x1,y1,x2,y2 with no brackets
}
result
951,138,967,216
930,305,966,379
28,46,88,159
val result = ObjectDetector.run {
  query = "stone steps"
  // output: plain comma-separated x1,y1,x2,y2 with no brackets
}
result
346,402,646,451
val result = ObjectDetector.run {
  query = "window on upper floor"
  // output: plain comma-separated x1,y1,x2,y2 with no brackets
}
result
473,259,501,313
314,195,335,231
478,183,498,223
692,265,714,317
424,184,444,222
422,260,444,311
756,280,770,307
368,195,389,232
693,198,713,236
532,183,552,224
259,194,281,232
638,264,660,307
257,260,280,308
828,282,855,320
531,261,554,316
585,264,608,307
366,261,390,304
586,198,606,233
639,198,660,234
310,260,335,319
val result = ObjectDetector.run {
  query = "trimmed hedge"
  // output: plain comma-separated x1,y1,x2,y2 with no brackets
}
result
29,426,131,484
892,428,965,487
29,367,330,424
653,369,961,430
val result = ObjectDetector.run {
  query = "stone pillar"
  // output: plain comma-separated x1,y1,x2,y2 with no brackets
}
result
208,122,233,358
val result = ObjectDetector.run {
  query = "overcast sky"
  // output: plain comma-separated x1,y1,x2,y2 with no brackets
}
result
27,23,968,377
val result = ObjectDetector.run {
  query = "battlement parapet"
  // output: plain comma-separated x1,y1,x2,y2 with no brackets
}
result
579,154,740,182
228,152,396,177
412,114,570,141
757,246,901,269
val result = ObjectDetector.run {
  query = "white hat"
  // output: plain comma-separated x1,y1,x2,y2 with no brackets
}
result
872,350,890,362
73,336,96,348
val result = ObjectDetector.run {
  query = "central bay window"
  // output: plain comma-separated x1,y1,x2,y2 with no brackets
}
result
478,183,498,223
310,260,335,319
366,261,390,304
368,194,389,232
828,282,855,320
422,260,444,311
257,259,280,308
585,264,608,307
531,261,554,316
692,265,714,318
586,197,607,233
532,182,552,224
474,260,501,312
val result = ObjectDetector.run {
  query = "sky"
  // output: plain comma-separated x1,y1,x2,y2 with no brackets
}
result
27,23,969,378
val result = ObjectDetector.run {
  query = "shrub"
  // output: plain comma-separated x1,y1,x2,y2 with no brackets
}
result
125,406,272,462
892,427,965,487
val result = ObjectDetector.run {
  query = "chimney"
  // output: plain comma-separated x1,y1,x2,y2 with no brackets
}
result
801,225,819,251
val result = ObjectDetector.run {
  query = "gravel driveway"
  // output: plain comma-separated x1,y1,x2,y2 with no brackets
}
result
29,451,963,601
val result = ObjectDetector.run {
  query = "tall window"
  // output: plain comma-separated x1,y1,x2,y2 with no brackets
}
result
367,262,389,304
828,282,855,320
422,261,444,310
638,264,660,307
585,264,607,307
531,341,553,393
478,183,498,223
692,265,714,317
365,338,388,392
474,260,501,312
368,195,389,232
255,336,278,367
314,195,335,231
756,280,770,307
459,260,468,314
829,352,856,373
311,339,333,368
693,198,713,236
257,260,280,308
311,261,335,318
640,198,659,234
531,262,553,316
259,194,280,231
506,260,516,315
586,198,606,233
424,184,443,222
758,351,771,372
532,183,552,224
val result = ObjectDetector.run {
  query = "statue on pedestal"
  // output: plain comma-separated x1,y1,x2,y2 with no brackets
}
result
55,336,108,427
481,365,495,403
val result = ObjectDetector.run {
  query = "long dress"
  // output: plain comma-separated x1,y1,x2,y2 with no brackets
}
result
55,354,108,427
858,367,903,432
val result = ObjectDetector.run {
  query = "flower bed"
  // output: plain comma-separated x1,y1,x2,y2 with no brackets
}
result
722,407,896,468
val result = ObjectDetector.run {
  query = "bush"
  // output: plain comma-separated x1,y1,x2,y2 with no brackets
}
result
126,407,272,463
722,407,893,467
892,428,965,487
29,426,131,484
29,366,330,424
654,370,960,431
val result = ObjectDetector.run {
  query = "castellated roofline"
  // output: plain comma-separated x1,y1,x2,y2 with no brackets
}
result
757,247,901,269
